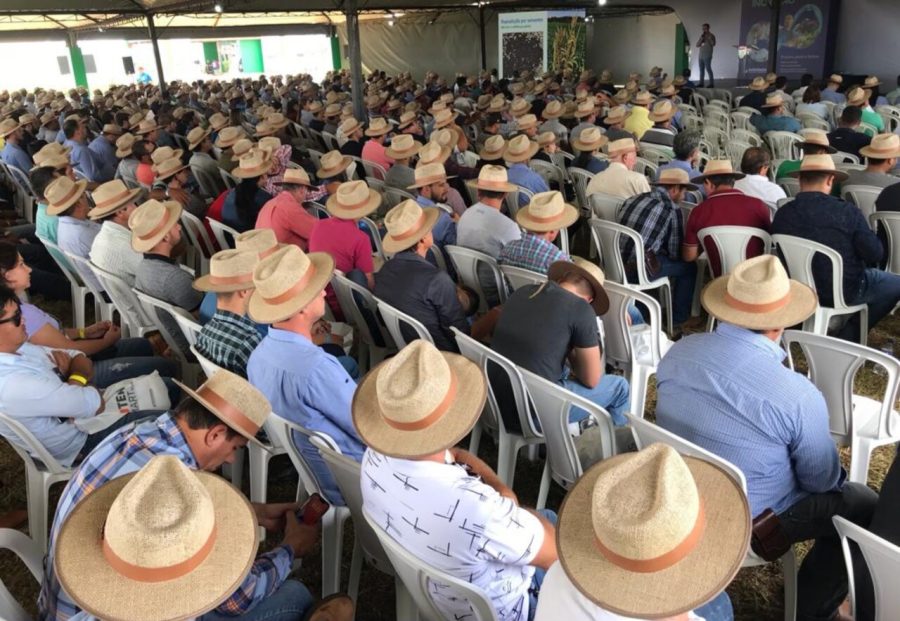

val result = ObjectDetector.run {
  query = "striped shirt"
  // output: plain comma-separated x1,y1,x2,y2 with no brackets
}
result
195,310,262,377
498,233,569,274
39,413,294,621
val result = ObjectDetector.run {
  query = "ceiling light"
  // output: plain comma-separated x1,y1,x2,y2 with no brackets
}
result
388,18,394,26
598,0,607,5
214,3,223,12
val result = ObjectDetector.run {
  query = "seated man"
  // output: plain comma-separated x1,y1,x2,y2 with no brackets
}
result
828,106,872,160
356,340,558,621
39,370,333,621
45,175,101,260
845,133,900,189
361,117,393,173
586,138,651,200
657,129,704,190
776,129,837,180
499,191,573,274
409,161,459,258
623,91,654,139
772,154,900,339
87,179,142,286
602,106,636,143
618,168,698,327
734,146,787,205
535,444,744,621
640,99,678,149
570,128,610,174
256,168,319,251
504,135,550,207
750,94,802,135
383,133,420,191
656,255,877,621
247,245,365,504
376,200,469,351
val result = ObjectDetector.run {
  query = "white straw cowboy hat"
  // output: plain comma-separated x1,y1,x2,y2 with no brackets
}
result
846,87,867,107
517,191,578,233
469,164,517,193
650,99,677,123
187,126,212,150
101,123,123,136
278,167,315,187
258,136,282,153
231,138,255,158
556,443,750,619
691,160,746,183
863,75,881,89
31,152,69,172
382,199,441,253
504,134,540,163
208,112,229,131
88,179,142,220
859,133,900,160
478,135,506,161
55,456,258,621
151,146,183,166
748,76,768,91
193,249,260,293
397,111,418,130
129,199,183,253
603,106,631,125
385,134,422,160
652,167,699,191
542,100,564,119
702,255,818,330
488,94,506,113
761,94,787,109
432,109,455,129
0,118,21,137
128,111,146,127
134,119,158,135
114,133,137,158
632,91,654,106
326,180,381,219
365,117,392,137
235,228,280,259
537,131,556,148
45,176,88,216
175,368,272,442
339,116,363,137
266,112,290,130
214,126,246,149
417,140,451,165
232,148,273,179
548,257,610,315
407,162,455,190
797,129,837,154
352,340,487,458
607,137,638,158
248,245,335,324
316,149,354,179
573,100,597,119
155,156,190,182
516,113,538,131
572,127,608,153
34,141,71,163
254,121,276,138
509,97,531,117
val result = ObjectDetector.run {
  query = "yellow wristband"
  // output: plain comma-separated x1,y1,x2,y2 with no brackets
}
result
68,374,88,386
77,328,85,340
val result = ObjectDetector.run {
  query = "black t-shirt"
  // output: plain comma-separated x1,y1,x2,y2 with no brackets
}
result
828,128,872,159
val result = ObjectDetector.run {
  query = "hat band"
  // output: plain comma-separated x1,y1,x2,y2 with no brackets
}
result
51,183,82,209
261,264,318,305
864,145,900,157
724,290,791,314
208,271,254,286
94,188,134,210
528,209,567,224
383,369,458,431
195,385,261,438
415,174,448,186
137,210,174,241
102,524,217,583
391,212,428,241
478,178,513,190
593,503,706,573
336,192,375,211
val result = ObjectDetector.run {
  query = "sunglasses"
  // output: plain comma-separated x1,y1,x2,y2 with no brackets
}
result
0,307,22,327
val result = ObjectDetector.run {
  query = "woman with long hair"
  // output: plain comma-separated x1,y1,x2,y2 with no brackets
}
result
220,147,273,231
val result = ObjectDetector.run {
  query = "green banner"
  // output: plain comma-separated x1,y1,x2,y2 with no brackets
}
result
239,39,265,73
69,45,89,90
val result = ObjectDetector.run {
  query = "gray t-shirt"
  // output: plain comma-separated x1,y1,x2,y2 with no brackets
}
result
698,31,716,60
135,254,202,352
844,169,898,190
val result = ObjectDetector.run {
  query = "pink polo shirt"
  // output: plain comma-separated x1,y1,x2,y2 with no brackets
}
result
361,139,392,177
255,191,317,251
308,217,374,315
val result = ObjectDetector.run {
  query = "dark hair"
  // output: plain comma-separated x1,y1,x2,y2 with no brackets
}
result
554,271,594,298
841,105,862,125
800,74,814,87
174,396,240,439
456,284,480,317
114,111,129,127
0,285,19,313
485,113,502,126
798,171,835,185
63,118,80,139
29,166,58,201
802,84,821,104
133,140,153,161
775,76,788,89
673,129,701,160
706,174,736,188
800,144,830,155
235,177,262,228
0,242,18,278
477,189,506,201
867,157,888,166
702,23,710,28
740,146,772,175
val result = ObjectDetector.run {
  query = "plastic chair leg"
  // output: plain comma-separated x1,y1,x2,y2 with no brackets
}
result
347,539,363,603
223,447,245,489
848,438,872,486
468,420,482,456
248,444,271,504
394,576,419,621
535,460,551,510
781,548,798,621
25,470,48,552
496,435,520,489
73,292,86,330
321,509,345,597
629,366,650,420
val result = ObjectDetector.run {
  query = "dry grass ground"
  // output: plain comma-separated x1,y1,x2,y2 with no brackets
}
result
0,304,897,620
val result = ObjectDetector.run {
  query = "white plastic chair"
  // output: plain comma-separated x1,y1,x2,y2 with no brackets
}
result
772,234,869,344
331,272,395,372
180,210,215,274
777,176,801,197
359,216,386,263
206,217,240,250
375,298,434,349
625,412,798,621
765,131,803,160
869,212,900,274
0,412,75,552
568,166,595,215
589,219,673,334
498,265,546,292
588,192,625,221
36,236,89,329
191,164,226,198
833,515,900,621
841,185,881,229
782,330,900,484
444,245,507,312
4,164,36,224
697,226,772,278
633,157,659,181
364,508,500,621
134,290,201,385
90,262,155,338
832,151,861,165
529,158,566,189
173,312,201,347
219,168,238,190
0,528,44,621
383,186,416,209
62,251,117,324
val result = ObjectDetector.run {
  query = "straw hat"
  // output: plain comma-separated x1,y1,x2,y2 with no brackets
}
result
134,119,158,135
235,228,280,259
478,135,506,161
548,257,609,315
761,94,786,109
433,109,455,129
208,112,229,131
543,100,563,119
659,83,677,98
352,340,486,458
573,100,597,119
129,199,182,252
266,112,290,129
315,149,353,179
517,191,578,233
516,113,538,131
397,111,418,130
651,167,699,191
279,168,315,187
365,117,391,137
31,153,69,172
632,91,654,106
537,131,556,148
232,148,273,179
504,134,540,163
572,127,608,153
193,249,260,293
417,140,451,165
859,133,900,160
232,138,254,158
215,126,246,149
326,180,381,219
786,153,849,182
385,134,422,160
115,133,137,158
0,118,21,137
308,101,324,114
607,138,638,158
765,72,777,85
798,129,836,154
339,116,363,137
101,123,123,136
846,87,867,107
702,255,817,329
407,162,454,191
155,156,190,181
174,368,272,441
258,136,282,153
603,106,630,125
382,200,441,253
254,121,275,138
556,444,750,618
187,126,212,150
863,76,881,89
151,146,182,166
248,245,335,324
510,97,531,117
128,111,146,127
650,99,677,123
488,95,506,113
88,179,142,220
827,74,843,85
469,164,518,194
748,76,768,91
55,456,258,621
691,160,746,183
34,142,72,165
45,176,88,216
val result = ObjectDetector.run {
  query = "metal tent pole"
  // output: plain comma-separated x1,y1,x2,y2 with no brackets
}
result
346,0,365,120
146,13,167,95
479,6,487,71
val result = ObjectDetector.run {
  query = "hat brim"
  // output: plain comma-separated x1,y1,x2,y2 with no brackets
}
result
543,109,562,119
233,160,274,179
690,171,746,183
652,179,700,191
603,114,629,125
131,203,182,253
749,84,767,91
547,260,609,315
214,133,242,148
478,148,505,161
785,166,848,182
418,144,452,165
248,252,335,324
192,272,256,293
858,146,900,160
55,470,258,621
382,206,441,253
365,125,391,137
701,275,818,330
503,141,541,163
385,141,423,161
556,454,750,619
572,138,608,153
115,145,135,158
157,162,191,181
316,155,354,179
88,187,142,220
352,351,487,458
799,142,837,154
325,188,381,219
516,204,579,233
408,173,457,190
465,178,518,194
188,129,212,150
134,124,158,135
46,180,88,216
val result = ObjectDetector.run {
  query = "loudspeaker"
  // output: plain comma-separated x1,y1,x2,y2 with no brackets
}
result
123,56,135,75
57,56,71,75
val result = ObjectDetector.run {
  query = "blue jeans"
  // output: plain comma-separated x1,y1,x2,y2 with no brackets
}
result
841,267,900,340
91,338,179,390
200,579,314,621
527,509,558,621
561,373,631,427
698,57,714,87
655,255,697,326
695,591,734,621
320,343,360,380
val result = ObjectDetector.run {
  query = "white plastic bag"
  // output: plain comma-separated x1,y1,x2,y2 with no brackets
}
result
74,371,171,434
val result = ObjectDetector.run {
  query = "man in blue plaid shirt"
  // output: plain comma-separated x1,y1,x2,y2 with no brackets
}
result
616,168,697,325
498,190,576,275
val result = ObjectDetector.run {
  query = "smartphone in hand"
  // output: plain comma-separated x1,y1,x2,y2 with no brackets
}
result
296,493,330,525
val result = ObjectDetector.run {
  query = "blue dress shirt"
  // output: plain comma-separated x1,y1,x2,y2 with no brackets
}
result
0,141,33,172
507,163,550,207
64,138,111,183
750,114,802,135
88,135,119,179
414,195,457,248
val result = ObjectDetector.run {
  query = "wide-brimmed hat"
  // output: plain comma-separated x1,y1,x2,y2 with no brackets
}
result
128,111,146,127
150,146,182,166
517,191,578,233
827,73,843,85
572,127,608,153
603,106,630,125
193,249,260,293
537,131,556,148
214,126,246,148
266,112,290,129
702,254,817,329
417,140,451,166
748,76,768,91
765,72,777,84
339,116,363,137
279,167,315,187
407,162,455,191
232,148,273,179
248,245,335,324
232,138,254,158
652,167,699,191
187,126,212,150
863,76,881,89
556,444,750,618
101,123,123,136
326,180,381,219
208,112,229,131
33,142,72,166
607,138,638,158
115,132,137,158
786,153,849,182
174,368,271,441
516,114,538,131
504,134,540,163
258,136,282,154
571,100,596,120
488,95,506,113
155,156,190,181
88,179,142,220
470,164,517,194
254,121,275,138
542,100,563,119
45,176,88,216
672,75,687,87
659,83,677,98
433,109,455,129
382,200,441,253
55,456,258,621
860,133,900,160
365,117,391,137
548,257,610,315
650,99,677,123
130,199,182,252
510,97,531,118
235,228,280,259
846,87,868,107
0,118,21,137
798,129,837,154
478,135,506,161
316,150,353,179
134,119,158,135
632,91,654,106
397,111,418,130
385,134,422,160
352,340,486,458
761,94,786,109
691,159,746,183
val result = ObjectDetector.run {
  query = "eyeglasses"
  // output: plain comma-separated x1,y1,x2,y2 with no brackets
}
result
0,307,22,327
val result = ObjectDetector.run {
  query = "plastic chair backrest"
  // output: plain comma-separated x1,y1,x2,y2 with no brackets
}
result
173,312,201,347
331,272,394,350
181,209,215,258
383,186,416,209
263,413,323,500
0,528,44,621
0,411,71,478
359,158,387,181
36,236,82,293
764,131,803,160
633,157,660,181
841,185,881,226
444,245,507,312
503,188,522,218
589,219,652,285
190,344,221,378
833,515,900,621
832,151,861,165
375,298,434,348
207,217,240,250
782,329,900,442
321,131,339,152
588,192,625,221
498,265,546,291
772,233,851,308
191,164,225,198
697,226,772,277
90,262,155,333
601,281,664,371
870,212,900,273
568,167,594,212
219,168,237,190
363,508,500,621
778,177,800,197
359,216,386,261
134,289,195,365
529,159,565,188
61,249,108,303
